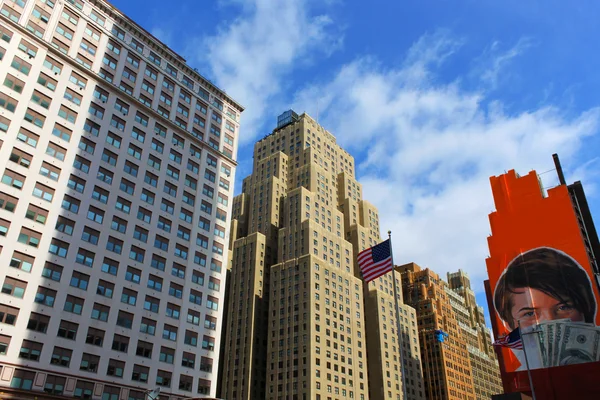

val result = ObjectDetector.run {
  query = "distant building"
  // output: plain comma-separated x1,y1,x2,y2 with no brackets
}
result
447,270,503,399
399,263,476,400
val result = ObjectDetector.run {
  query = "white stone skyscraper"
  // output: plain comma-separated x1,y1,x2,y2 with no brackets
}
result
0,0,242,398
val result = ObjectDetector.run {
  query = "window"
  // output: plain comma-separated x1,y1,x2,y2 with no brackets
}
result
49,239,69,257
2,277,27,298
201,201,213,215
67,174,86,193
208,277,221,291
0,192,18,212
165,303,180,319
33,182,54,202
204,316,217,330
0,304,19,325
56,216,75,234
27,312,50,333
166,165,180,181
70,271,89,290
144,172,158,187
112,25,125,39
143,295,159,313
120,178,135,195
75,248,95,267
189,289,202,305
156,370,172,387
179,375,193,392
111,115,125,131
106,236,124,254
107,40,120,55
168,282,183,298
69,71,87,88
17,227,41,247
121,289,137,306
129,246,146,262
137,207,152,223
151,255,166,271
89,11,105,26
46,141,67,160
125,266,141,284
51,346,72,367
182,352,196,368
102,386,120,400
131,38,144,53
89,102,104,118
4,74,25,93
183,191,195,206
74,380,94,399
2,169,25,189
80,353,99,373
115,197,131,214
58,105,77,123
63,295,84,315
114,99,129,115
122,67,136,83
57,320,78,340
53,123,72,141
152,138,164,154
162,325,177,341
106,359,125,377
141,189,155,205
37,73,57,91
41,262,62,281
106,132,122,148
0,218,10,236
11,56,31,75
140,317,156,335
10,369,35,390
96,280,114,299
84,118,100,136
61,194,80,213
133,225,148,242
207,295,219,310
164,182,177,197
147,275,163,291
102,149,118,166
91,303,109,321
131,364,149,384
187,310,200,326
101,257,119,276
184,330,198,346
19,340,43,361
85,327,105,346
128,144,142,160
154,234,169,251
92,186,109,204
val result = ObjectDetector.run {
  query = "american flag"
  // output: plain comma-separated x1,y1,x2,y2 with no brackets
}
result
357,239,393,283
493,327,523,350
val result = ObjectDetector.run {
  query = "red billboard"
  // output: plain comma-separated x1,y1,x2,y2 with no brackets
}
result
486,169,600,376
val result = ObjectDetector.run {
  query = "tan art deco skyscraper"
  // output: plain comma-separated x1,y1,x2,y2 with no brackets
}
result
220,111,423,400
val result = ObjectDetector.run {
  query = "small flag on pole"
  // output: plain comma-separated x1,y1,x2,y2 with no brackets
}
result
493,327,523,350
358,239,394,283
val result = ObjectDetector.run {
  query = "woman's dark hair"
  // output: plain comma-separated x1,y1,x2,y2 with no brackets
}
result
494,247,596,329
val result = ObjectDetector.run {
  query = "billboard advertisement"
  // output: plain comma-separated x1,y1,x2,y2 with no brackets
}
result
486,169,600,374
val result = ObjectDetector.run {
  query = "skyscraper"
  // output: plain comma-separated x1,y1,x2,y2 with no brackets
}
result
220,111,423,400
399,262,476,400
447,270,503,399
0,0,242,398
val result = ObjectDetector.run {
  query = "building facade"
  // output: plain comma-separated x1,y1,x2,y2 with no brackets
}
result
399,263,476,400
0,0,242,398
220,111,424,400
446,270,502,399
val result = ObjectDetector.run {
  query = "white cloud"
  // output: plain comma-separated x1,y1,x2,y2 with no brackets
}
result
293,31,600,294
186,0,343,145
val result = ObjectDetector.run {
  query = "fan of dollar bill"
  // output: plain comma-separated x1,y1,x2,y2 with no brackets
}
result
522,319,600,368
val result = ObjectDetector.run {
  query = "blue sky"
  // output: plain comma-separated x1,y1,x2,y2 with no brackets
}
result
112,0,600,327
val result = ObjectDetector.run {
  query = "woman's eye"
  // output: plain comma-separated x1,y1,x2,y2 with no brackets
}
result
558,304,573,311
522,311,535,317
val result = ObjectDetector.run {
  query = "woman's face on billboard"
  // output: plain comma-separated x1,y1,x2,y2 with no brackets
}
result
510,288,585,328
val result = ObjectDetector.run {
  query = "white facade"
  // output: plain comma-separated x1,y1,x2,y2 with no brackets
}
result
0,0,242,398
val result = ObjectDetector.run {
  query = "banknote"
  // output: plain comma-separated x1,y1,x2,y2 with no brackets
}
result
556,324,600,366
547,322,555,367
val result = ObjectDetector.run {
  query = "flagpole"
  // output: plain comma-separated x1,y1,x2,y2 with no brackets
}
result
389,231,408,400
517,320,537,400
